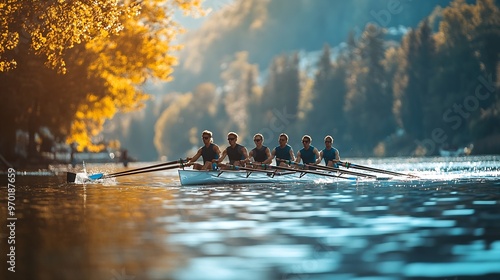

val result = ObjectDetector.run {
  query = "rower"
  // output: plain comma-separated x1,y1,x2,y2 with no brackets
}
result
295,135,321,169
266,133,295,166
187,130,221,170
318,135,340,167
216,132,249,168
246,133,271,168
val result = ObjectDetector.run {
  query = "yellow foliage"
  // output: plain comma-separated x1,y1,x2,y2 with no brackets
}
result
1,0,206,153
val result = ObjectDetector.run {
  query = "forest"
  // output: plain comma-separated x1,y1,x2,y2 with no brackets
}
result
151,0,500,159
1,0,499,164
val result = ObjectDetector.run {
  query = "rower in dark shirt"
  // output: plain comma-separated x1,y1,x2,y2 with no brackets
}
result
247,133,271,168
217,132,249,167
187,130,221,170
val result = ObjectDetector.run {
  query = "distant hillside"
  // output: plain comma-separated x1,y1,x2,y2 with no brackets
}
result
167,0,466,92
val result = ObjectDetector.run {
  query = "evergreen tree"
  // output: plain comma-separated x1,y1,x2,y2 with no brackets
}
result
430,0,486,148
261,53,300,140
345,24,394,154
245,67,263,136
394,18,436,140
307,44,347,138
471,0,500,84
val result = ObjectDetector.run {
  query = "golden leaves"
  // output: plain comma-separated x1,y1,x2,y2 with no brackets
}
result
0,0,136,73
1,0,205,152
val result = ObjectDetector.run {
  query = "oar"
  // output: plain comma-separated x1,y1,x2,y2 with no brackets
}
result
105,158,187,178
110,164,182,178
340,161,419,178
306,164,378,179
249,163,351,180
221,163,280,175
67,158,187,182
277,159,377,179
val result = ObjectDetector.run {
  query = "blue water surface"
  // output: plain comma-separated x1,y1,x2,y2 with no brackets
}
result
0,156,499,280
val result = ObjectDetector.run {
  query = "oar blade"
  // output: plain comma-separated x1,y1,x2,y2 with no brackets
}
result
67,172,77,183
304,163,377,178
88,173,104,180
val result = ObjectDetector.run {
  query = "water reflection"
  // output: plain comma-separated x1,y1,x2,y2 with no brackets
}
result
0,176,183,280
157,180,500,279
0,156,499,280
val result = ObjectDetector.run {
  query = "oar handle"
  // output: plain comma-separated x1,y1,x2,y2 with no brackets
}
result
341,161,352,168
110,164,181,178
276,159,308,168
108,158,188,177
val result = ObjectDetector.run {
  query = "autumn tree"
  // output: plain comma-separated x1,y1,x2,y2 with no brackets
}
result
0,0,204,160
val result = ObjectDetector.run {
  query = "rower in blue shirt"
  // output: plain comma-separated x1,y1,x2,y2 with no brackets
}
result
295,135,321,168
266,133,295,166
318,135,340,167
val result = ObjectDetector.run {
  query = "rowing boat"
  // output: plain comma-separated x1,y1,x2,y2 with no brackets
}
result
178,169,356,186
66,159,403,185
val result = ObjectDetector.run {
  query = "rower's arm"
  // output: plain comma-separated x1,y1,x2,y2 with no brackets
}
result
214,144,222,159
263,149,275,164
241,147,249,161
188,148,202,164
264,148,272,163
317,150,324,164
294,150,301,163
313,148,321,164
217,148,227,163
247,150,254,163
290,148,296,162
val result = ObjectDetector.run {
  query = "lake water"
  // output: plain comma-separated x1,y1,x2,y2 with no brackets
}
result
1,156,499,280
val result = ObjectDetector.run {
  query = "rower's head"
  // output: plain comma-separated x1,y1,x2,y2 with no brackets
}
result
201,130,213,144
227,132,238,146
302,135,312,148
253,133,264,147
278,133,288,147
324,135,333,148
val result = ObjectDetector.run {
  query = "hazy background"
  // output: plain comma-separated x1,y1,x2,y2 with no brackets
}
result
3,0,497,164
100,0,498,161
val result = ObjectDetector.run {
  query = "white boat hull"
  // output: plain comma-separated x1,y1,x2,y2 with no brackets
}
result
178,169,351,186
